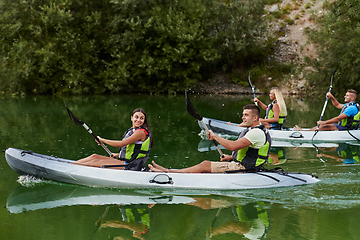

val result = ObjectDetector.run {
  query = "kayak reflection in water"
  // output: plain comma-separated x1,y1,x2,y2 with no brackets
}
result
317,143,360,164
72,108,153,171
149,104,271,173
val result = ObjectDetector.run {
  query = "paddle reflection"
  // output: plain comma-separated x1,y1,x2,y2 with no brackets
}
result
6,184,271,239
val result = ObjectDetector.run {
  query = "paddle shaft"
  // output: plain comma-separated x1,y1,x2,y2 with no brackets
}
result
206,208,222,240
82,122,114,157
318,98,329,122
248,72,258,106
316,69,337,129
185,91,224,157
200,120,224,157
64,102,113,157
312,144,326,163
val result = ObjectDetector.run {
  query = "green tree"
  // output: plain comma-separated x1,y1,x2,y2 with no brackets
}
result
306,0,360,96
103,0,220,93
0,0,269,95
208,0,269,71
0,0,113,94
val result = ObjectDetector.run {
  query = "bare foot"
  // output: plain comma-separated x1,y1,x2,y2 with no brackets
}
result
151,161,169,171
148,164,163,172
148,161,169,172
294,125,303,131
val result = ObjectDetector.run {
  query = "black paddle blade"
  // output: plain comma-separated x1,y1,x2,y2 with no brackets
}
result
64,102,84,126
185,91,203,121
330,68,337,87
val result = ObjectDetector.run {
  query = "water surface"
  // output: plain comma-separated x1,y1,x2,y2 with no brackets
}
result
1,94,359,240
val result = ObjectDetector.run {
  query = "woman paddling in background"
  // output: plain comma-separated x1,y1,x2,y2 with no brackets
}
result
254,87,287,130
73,108,153,171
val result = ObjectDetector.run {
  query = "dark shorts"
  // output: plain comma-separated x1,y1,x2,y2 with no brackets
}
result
334,124,348,130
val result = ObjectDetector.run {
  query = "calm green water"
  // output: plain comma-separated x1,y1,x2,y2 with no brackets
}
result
1,94,360,240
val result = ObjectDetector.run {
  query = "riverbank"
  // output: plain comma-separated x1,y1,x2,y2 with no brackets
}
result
192,0,322,95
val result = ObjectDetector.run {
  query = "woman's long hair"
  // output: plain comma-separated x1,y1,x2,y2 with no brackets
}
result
132,108,154,148
272,87,287,116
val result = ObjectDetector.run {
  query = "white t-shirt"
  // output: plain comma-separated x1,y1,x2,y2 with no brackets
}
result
243,128,266,149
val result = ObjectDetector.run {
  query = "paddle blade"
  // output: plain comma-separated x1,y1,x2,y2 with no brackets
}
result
64,102,84,126
185,91,203,121
248,71,253,88
329,68,337,90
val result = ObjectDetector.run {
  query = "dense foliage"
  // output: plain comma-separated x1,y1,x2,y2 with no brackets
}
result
0,0,270,95
306,0,360,96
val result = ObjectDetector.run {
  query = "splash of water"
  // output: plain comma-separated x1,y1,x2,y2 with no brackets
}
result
17,175,45,187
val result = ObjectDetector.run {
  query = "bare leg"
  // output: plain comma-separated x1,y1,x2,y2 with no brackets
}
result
294,124,337,131
71,154,125,168
148,160,212,173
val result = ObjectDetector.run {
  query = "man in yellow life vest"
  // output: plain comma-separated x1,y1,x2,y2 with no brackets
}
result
148,104,271,173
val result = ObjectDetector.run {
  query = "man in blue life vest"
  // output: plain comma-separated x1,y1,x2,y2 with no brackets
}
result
148,104,271,173
295,89,360,131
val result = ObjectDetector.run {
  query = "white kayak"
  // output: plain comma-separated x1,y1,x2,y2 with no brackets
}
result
197,139,339,152
199,117,360,143
5,148,319,190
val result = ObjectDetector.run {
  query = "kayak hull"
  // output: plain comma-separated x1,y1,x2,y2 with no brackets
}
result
5,148,319,190
200,117,360,142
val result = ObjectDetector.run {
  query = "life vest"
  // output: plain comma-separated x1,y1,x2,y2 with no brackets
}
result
123,207,151,227
233,202,270,239
265,101,286,128
234,202,270,228
338,102,360,130
268,148,285,164
119,126,151,171
121,206,150,235
232,125,271,170
337,144,360,162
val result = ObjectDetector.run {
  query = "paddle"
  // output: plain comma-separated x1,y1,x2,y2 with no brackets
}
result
248,71,258,106
312,143,326,163
185,91,224,158
205,207,222,239
312,69,337,140
64,102,113,157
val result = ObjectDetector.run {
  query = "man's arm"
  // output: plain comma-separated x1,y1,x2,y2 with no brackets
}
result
327,92,343,109
208,130,252,152
317,113,347,125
